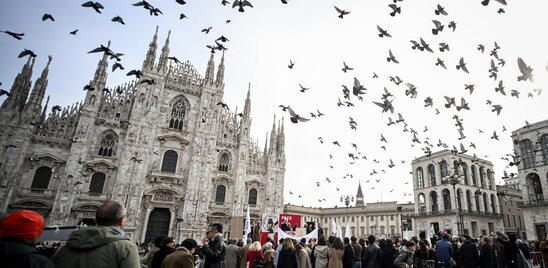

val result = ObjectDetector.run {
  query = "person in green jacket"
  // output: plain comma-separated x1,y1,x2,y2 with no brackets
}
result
53,201,141,268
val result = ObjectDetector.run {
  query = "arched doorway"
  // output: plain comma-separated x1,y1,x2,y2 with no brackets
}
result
144,208,171,244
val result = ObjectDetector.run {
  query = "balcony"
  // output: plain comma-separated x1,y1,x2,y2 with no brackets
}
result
517,199,548,207
148,170,187,185
411,209,503,218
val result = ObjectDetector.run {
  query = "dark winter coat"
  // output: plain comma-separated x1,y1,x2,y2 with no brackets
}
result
278,248,298,268
0,238,55,268
202,234,226,268
460,241,479,268
362,244,381,268
379,244,398,268
342,244,353,268
479,243,495,268
151,246,175,268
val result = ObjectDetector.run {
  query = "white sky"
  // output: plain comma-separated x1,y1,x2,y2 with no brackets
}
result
0,0,547,208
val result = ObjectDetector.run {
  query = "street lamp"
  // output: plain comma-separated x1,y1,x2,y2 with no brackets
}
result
443,173,463,235
340,195,354,208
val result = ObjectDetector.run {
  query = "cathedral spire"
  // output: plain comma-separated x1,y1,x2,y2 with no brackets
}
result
269,115,277,154
41,95,50,121
215,50,225,87
91,41,109,91
157,30,170,72
1,57,35,111
243,83,251,119
27,55,52,107
203,52,215,86
142,26,159,71
356,180,364,206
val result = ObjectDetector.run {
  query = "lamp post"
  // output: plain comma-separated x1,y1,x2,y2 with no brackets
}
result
443,173,463,235
340,195,354,208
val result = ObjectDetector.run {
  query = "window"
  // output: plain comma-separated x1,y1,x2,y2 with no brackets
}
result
462,163,468,185
418,193,426,213
218,153,230,172
427,164,436,187
169,99,187,130
97,133,117,157
490,194,496,213
31,166,52,190
442,189,451,211
480,167,486,188
416,167,424,189
380,216,384,221
89,172,106,194
430,191,438,212
215,185,226,203
466,190,473,211
390,226,395,235
483,192,489,212
471,165,477,186
526,173,544,203
520,139,536,169
371,216,375,221
439,160,448,180
513,215,516,227
380,226,385,234
487,169,493,190
390,215,394,221
453,161,460,176
161,150,178,173
541,135,548,165
248,188,257,205
518,215,521,228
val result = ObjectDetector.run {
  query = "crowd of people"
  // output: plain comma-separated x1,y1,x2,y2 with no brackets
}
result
1,201,548,268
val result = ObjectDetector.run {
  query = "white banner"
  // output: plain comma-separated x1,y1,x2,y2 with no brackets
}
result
277,227,318,243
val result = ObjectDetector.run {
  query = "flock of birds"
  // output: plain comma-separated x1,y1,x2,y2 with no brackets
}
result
0,0,546,207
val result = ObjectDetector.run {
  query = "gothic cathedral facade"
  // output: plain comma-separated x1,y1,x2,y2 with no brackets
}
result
0,27,286,242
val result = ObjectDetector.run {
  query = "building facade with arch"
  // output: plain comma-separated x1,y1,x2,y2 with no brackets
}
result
411,150,503,238
283,183,415,239
512,119,548,240
0,27,286,242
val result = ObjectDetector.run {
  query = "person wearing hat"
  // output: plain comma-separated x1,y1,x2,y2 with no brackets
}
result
0,210,54,268
161,238,198,268
52,201,140,268
201,224,226,268
435,233,454,266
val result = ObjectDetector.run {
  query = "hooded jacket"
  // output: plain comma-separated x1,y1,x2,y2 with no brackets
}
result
52,226,140,268
0,238,55,268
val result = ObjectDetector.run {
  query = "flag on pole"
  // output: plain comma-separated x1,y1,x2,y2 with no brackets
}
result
243,206,251,245
331,218,337,236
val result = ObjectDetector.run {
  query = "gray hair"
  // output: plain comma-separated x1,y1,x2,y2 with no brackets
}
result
96,201,126,226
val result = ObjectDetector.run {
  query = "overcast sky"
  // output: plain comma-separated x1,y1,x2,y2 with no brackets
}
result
1,0,547,208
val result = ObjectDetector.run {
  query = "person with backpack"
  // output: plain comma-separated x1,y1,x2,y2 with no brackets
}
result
246,241,263,268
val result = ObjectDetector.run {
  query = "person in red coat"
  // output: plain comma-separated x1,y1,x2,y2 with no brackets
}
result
247,241,264,268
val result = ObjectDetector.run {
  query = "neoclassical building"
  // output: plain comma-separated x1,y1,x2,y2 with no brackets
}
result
411,150,503,238
284,183,415,238
512,119,548,240
0,27,285,243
